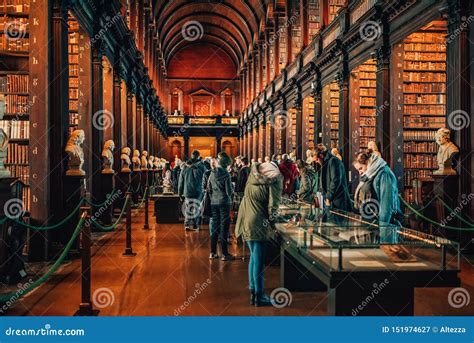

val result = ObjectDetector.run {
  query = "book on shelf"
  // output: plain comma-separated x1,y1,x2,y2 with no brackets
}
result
0,0,30,14
0,74,29,93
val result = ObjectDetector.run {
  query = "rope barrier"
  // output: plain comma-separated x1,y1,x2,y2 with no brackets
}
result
399,195,474,231
134,187,148,208
12,201,83,231
90,196,130,232
0,212,87,302
83,190,120,207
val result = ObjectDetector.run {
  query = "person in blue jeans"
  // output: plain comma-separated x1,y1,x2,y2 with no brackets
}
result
208,152,234,261
235,162,283,306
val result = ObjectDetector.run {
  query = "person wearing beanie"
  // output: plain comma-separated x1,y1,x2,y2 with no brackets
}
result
208,151,235,260
235,162,283,306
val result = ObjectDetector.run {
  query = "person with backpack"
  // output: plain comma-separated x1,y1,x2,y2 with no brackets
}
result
295,159,318,203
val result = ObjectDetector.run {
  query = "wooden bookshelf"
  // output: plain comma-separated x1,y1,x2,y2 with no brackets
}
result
323,81,340,149
308,0,320,39
402,21,447,201
278,15,287,70
328,0,345,24
68,13,79,135
287,107,297,152
0,0,30,211
290,0,302,61
302,96,315,153
351,59,376,154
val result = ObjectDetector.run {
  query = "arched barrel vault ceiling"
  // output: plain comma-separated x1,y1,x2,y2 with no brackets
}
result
153,0,268,72
165,25,244,66
161,14,250,59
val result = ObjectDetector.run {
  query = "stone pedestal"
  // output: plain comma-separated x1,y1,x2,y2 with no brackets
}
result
432,175,460,243
0,177,26,283
116,170,131,209
131,170,141,204
148,170,154,194
97,172,115,225
140,169,148,197
63,174,86,258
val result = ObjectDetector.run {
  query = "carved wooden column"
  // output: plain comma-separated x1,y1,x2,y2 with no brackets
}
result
294,96,303,160
311,76,323,144
90,39,104,206
183,135,190,160
126,88,134,149
260,114,267,159
136,102,143,151
112,65,122,172
336,64,350,171
247,122,253,159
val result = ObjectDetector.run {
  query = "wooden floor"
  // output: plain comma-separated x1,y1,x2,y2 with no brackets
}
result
5,204,474,316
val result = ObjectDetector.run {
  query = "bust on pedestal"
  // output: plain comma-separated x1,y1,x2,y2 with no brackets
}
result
140,151,149,197
131,149,141,204
63,129,86,256
98,140,116,224
116,147,132,209
432,128,460,242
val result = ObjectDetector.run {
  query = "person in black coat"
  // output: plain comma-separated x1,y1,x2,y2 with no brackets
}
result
314,144,352,212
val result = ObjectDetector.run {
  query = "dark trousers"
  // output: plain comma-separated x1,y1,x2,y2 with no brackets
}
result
247,241,266,294
210,204,231,255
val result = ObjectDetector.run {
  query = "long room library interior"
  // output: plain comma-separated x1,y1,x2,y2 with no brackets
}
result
0,0,473,317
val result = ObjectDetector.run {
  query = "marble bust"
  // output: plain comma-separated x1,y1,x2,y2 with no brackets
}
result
148,155,155,169
367,141,381,157
120,147,132,172
132,149,141,171
153,157,160,169
65,129,86,176
141,151,149,171
433,128,459,175
101,140,115,174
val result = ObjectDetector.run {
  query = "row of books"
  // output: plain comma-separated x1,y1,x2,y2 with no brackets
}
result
360,97,376,106
404,104,445,115
404,94,445,104
403,130,437,140
0,17,28,31
404,61,446,71
405,32,446,43
404,72,446,82
404,141,438,153
404,43,446,52
0,36,29,52
404,82,446,93
0,74,28,93
0,120,29,139
403,116,445,128
404,51,446,61
0,0,30,13
360,88,376,96
3,94,29,114
404,155,437,169
5,142,28,164
360,127,376,137
404,170,433,188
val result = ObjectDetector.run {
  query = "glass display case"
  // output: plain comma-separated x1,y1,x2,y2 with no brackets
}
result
271,200,461,316
275,202,460,272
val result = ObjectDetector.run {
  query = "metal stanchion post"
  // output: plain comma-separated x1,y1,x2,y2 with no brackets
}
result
143,187,149,230
75,207,99,316
123,192,136,256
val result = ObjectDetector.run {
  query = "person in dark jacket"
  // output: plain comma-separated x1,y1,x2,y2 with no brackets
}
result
208,152,234,261
314,144,351,212
279,154,298,197
233,157,250,213
295,159,318,203
178,150,207,231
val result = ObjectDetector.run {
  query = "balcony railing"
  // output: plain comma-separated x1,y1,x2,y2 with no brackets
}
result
167,115,240,126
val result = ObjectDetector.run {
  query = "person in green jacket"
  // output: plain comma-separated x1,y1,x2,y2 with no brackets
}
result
235,162,283,306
